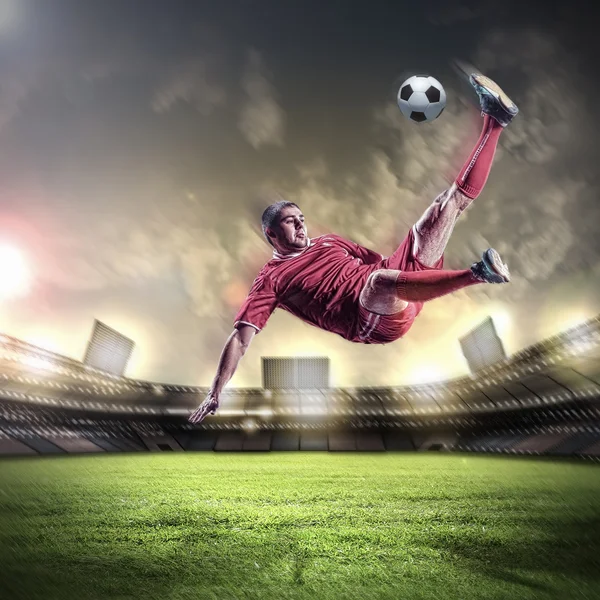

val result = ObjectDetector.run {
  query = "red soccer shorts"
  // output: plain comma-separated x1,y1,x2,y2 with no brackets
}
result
356,226,444,344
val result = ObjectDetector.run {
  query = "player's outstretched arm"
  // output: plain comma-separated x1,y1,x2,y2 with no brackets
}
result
188,325,256,424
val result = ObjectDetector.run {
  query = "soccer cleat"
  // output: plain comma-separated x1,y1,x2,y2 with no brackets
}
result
470,73,519,127
471,248,510,284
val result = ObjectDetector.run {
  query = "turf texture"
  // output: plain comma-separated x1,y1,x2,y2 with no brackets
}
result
0,452,599,600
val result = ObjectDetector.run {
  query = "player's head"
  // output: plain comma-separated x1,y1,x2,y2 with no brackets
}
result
262,201,308,253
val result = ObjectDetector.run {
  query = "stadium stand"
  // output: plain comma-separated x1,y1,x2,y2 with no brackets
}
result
85,437,127,452
47,437,105,453
581,439,600,457
214,432,245,451
328,431,357,451
0,433,37,455
242,431,272,451
300,431,329,451
417,433,458,451
355,431,385,451
1,316,600,457
171,431,218,451
512,433,571,454
18,436,65,454
138,434,183,452
383,432,414,451
271,431,300,451
548,431,600,456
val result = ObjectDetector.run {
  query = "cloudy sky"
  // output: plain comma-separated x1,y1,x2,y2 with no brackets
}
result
0,0,598,388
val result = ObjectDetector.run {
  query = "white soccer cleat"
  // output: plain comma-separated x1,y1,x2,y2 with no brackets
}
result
469,73,519,127
471,248,510,284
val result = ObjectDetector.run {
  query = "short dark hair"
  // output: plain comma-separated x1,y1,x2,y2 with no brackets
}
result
261,200,299,247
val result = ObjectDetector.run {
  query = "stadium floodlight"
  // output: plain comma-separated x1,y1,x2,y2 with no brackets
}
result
460,316,507,373
262,357,329,389
83,320,134,377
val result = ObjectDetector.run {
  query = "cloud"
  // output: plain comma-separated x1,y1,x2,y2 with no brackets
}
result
2,16,598,388
466,29,597,288
474,30,587,167
0,51,46,132
35,186,251,319
0,76,32,131
238,50,285,149
151,58,226,115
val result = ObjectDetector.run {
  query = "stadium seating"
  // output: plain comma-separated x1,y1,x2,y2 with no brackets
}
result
417,433,458,451
242,431,272,451
171,431,218,451
214,432,245,451
548,431,600,456
0,435,37,455
270,431,300,451
1,316,600,458
46,437,105,453
18,437,65,454
512,433,570,454
328,432,357,451
581,439,600,457
383,432,414,451
355,431,385,451
300,432,328,451
138,434,183,452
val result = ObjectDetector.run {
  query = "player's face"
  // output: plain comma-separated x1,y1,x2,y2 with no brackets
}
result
273,206,308,252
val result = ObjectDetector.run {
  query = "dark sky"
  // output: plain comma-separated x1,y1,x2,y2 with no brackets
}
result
1,0,598,387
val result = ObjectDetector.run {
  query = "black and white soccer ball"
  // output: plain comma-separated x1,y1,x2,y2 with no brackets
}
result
397,75,446,123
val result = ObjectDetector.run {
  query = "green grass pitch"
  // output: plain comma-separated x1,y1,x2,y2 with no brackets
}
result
1,452,599,600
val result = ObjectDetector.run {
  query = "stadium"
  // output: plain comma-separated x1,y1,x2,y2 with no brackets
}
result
2,1,600,598
1,316,600,458
2,316,600,457
1,314,600,599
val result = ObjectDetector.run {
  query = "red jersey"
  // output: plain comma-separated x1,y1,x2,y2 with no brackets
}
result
234,234,384,342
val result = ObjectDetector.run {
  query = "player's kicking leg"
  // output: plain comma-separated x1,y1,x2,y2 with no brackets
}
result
360,248,509,315
412,73,519,267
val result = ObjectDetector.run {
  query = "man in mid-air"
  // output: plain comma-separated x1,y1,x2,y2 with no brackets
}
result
189,73,518,424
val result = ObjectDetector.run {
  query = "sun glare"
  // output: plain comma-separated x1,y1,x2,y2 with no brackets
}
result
0,244,31,300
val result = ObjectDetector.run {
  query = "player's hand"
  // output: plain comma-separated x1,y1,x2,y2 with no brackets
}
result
188,393,219,424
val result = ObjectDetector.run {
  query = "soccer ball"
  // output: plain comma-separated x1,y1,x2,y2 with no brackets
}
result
397,75,446,123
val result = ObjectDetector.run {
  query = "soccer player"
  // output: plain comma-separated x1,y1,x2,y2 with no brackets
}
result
189,73,518,424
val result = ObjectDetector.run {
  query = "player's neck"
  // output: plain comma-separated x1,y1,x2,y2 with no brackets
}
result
272,239,311,258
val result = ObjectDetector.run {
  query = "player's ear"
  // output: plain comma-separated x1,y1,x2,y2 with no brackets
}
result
266,227,276,239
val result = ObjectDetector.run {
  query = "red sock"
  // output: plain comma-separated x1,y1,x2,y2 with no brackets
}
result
396,269,480,302
456,115,503,199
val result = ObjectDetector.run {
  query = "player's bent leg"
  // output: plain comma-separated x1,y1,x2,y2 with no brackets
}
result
359,269,409,316
362,248,509,309
359,265,478,314
397,249,510,301
356,251,509,345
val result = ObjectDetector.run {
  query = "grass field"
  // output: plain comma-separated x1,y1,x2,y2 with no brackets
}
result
1,452,599,600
